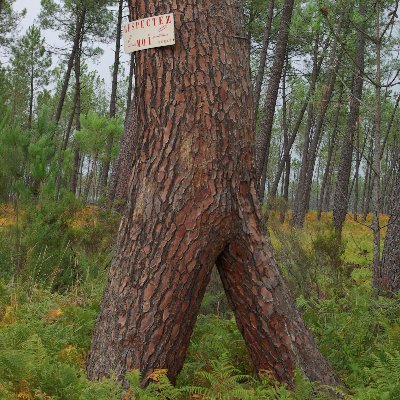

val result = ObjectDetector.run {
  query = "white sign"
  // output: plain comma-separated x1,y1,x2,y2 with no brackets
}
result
123,13,175,53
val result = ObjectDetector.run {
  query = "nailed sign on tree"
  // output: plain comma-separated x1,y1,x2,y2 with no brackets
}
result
122,13,175,53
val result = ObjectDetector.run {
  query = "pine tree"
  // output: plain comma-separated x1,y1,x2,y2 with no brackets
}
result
11,25,52,128
0,0,26,52
86,0,340,389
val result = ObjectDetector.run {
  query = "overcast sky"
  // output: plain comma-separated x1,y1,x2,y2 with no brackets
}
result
13,0,130,90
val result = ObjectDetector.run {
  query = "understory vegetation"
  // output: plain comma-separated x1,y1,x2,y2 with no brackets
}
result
0,201,398,399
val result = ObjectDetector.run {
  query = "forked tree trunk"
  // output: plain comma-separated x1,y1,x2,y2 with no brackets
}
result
86,0,339,388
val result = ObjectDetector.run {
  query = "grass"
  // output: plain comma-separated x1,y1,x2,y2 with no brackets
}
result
269,211,388,267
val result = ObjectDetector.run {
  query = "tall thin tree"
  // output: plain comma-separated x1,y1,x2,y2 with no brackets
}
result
255,0,295,200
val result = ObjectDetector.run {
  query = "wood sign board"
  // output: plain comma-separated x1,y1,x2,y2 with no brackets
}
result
122,13,175,53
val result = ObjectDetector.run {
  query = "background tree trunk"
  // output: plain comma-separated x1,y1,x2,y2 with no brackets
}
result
255,0,295,201
108,97,138,206
269,37,330,199
55,89,78,200
380,155,400,294
86,0,339,389
333,2,366,234
54,8,86,125
317,83,343,220
126,53,135,118
70,37,83,195
253,0,275,114
372,3,382,290
99,0,124,195
28,66,34,128
292,46,343,228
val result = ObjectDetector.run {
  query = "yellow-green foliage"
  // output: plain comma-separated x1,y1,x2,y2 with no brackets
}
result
268,211,388,267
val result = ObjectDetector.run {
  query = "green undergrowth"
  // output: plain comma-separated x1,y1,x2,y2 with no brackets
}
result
0,269,398,399
0,203,399,399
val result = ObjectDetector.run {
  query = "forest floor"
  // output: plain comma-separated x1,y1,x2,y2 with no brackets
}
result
0,202,398,399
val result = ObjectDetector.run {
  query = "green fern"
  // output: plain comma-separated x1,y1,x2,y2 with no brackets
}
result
181,353,255,399
354,351,400,399
125,369,182,400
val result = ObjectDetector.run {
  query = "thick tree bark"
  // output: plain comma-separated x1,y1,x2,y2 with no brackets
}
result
253,0,275,114
54,8,86,125
333,3,366,234
255,0,295,201
380,156,400,294
86,0,339,389
99,0,124,195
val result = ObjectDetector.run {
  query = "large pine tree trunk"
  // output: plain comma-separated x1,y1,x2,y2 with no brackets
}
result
86,0,339,388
